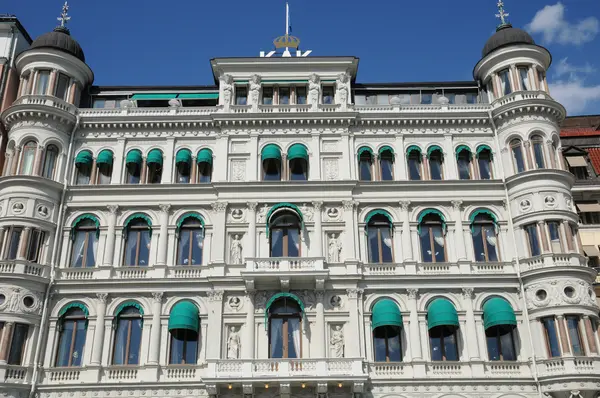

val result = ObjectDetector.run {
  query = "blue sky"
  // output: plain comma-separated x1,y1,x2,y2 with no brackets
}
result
5,0,600,115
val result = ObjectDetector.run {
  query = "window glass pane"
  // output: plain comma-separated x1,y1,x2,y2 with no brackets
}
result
55,73,70,100
421,94,433,104
368,228,380,263
380,158,393,181
35,71,50,95
472,226,485,262
484,227,498,261
56,321,74,366
85,232,97,267
500,329,516,360
42,147,58,179
113,318,129,365
548,222,560,241
8,324,29,365
235,88,247,105
263,160,281,181
373,329,387,362
387,328,402,361
419,227,433,263
72,231,86,268
76,164,91,185
533,142,545,168
125,231,139,266
184,332,198,364
138,230,150,266
287,229,300,257
500,70,512,95
512,145,525,173
478,154,492,180
71,320,86,367
8,229,22,260
526,224,541,256
176,163,190,184
290,159,308,181
567,317,584,356
429,155,443,180
191,229,204,265
170,331,185,364
443,329,458,360
296,87,307,104
262,87,273,105
128,318,142,364
270,318,284,358
198,163,212,183
457,153,471,180
359,158,372,181
380,228,393,263
519,67,530,91
279,87,290,105
21,144,36,175
430,329,442,361
486,333,501,361
270,229,284,257
27,230,44,262
408,157,421,181
127,164,141,184
322,87,334,104
95,164,110,184
432,226,446,262
177,230,191,265
543,318,561,357
147,164,162,184
287,318,300,358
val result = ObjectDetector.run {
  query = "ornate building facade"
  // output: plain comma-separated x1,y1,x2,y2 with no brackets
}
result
1,3,599,398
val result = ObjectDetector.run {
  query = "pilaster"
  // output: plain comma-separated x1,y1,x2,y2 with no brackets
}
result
207,290,225,359
90,293,108,365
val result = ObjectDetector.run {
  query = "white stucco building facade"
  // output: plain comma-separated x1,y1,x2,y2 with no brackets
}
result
0,7,599,398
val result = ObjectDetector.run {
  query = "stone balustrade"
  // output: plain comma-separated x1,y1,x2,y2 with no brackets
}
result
519,252,588,273
0,364,32,384
245,257,325,273
12,95,78,115
368,361,532,380
0,260,50,280
537,357,600,378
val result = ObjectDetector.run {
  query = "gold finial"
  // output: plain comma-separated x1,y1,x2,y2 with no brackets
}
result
57,1,71,29
495,0,510,27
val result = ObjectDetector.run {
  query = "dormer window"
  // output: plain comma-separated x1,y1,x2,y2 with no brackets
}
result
235,87,248,105
565,156,589,180
518,67,530,91
55,73,70,100
322,86,334,104
498,69,512,96
35,70,51,95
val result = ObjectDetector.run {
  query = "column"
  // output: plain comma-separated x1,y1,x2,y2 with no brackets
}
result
156,204,171,265
546,140,556,169
103,205,119,266
148,292,164,365
556,315,571,355
523,141,533,171
210,202,228,263
3,152,12,176
207,290,224,359
315,291,326,357
399,201,413,261
0,228,5,256
342,201,358,261
140,158,147,184
444,134,458,180
538,221,550,253
89,160,97,185
462,288,480,360
243,292,255,359
313,202,323,257
310,134,321,180
346,288,362,357
583,316,597,354
451,200,467,261
0,322,13,363
407,289,422,360
246,202,257,258
10,146,21,175
562,221,573,252
90,293,108,365
33,145,44,176
190,156,197,183
18,227,31,260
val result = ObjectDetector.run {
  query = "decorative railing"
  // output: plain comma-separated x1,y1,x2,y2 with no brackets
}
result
206,359,363,380
369,361,532,380
0,365,32,384
12,95,78,115
537,357,600,377
0,260,50,279
520,253,587,273
245,257,325,272
492,91,553,108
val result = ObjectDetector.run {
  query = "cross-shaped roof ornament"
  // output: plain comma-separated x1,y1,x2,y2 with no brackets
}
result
57,1,71,28
495,0,510,27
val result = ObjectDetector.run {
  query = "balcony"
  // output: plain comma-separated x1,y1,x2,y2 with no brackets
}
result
519,252,588,274
242,257,328,290
367,361,532,380
362,261,516,277
0,364,32,385
0,260,50,282
537,357,600,379
2,95,78,127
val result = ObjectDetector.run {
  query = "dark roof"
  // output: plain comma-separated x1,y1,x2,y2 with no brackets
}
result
482,24,535,57
0,16,33,43
29,27,85,62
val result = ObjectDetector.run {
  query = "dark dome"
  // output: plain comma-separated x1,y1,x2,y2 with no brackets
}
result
29,27,85,62
482,24,535,58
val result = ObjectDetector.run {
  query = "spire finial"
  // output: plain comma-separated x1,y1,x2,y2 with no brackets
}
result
57,1,71,29
495,0,510,28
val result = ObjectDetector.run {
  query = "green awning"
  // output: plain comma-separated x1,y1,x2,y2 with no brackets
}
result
469,209,498,225
261,144,282,162
265,203,303,237
357,146,374,160
455,145,472,160
75,150,93,167
125,149,143,166
482,297,516,330
426,145,443,158
264,292,305,329
58,302,89,318
176,212,205,231
177,93,219,100
123,213,152,235
427,298,459,329
364,209,393,235
197,148,213,164
96,150,114,166
176,149,192,165
406,145,422,158
168,301,199,333
378,145,395,159
146,149,163,165
476,145,493,159
115,301,144,317
372,299,402,329
71,214,100,240
287,144,309,161
131,93,177,100
417,209,446,234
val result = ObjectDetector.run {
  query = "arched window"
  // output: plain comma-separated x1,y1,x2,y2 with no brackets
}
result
7,323,29,365
74,150,93,185
71,216,99,268
146,149,163,184
288,144,309,181
378,146,394,181
476,145,493,180
175,149,192,184
20,141,37,175
365,211,394,263
531,135,546,169
427,299,459,361
418,210,447,263
372,299,403,362
427,146,444,180
267,295,303,358
55,305,88,367
112,304,143,365
168,301,199,364
197,149,213,183
498,69,512,96
510,139,526,173
123,215,152,266
96,150,113,184
518,66,530,91
262,144,282,181
483,297,517,361
125,150,142,184
42,145,59,179
269,212,301,257
470,211,499,262
456,146,472,180
177,215,204,266
358,147,374,181
407,146,422,181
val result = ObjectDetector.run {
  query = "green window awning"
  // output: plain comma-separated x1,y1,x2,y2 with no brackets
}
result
71,214,100,240
406,145,422,158
427,298,459,330
482,297,516,330
126,149,143,166
378,145,395,159
168,301,199,333
177,93,219,100
115,301,144,317
146,149,163,165
265,203,304,237
131,93,177,100
287,144,309,161
96,150,114,166
426,145,443,158
417,209,446,234
455,145,472,160
364,209,393,235
197,148,213,164
476,145,493,159
469,209,498,225
123,213,152,231
357,146,374,160
372,299,402,329
75,150,93,167
176,149,192,165
261,144,282,162
176,212,205,232
264,292,305,328
58,302,89,318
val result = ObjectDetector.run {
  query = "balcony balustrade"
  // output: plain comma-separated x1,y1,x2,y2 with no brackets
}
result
10,95,78,115
0,364,32,384
368,361,532,380
519,252,588,273
362,261,515,276
537,357,600,378
0,260,50,281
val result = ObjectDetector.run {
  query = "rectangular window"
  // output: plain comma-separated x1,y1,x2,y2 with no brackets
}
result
262,87,273,105
518,67,530,90
421,93,433,104
465,93,478,104
235,87,248,105
6,228,22,260
279,87,290,105
8,323,29,365
547,222,562,253
322,86,334,105
581,212,600,225
525,224,541,257
55,73,70,100
570,166,589,180
566,316,584,356
34,70,51,95
542,317,561,357
499,69,512,95
27,230,45,263
296,86,307,104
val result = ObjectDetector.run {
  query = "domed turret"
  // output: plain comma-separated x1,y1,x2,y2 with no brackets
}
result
482,24,535,58
29,26,85,62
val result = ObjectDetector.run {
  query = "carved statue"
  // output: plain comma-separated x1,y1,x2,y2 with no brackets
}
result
308,73,320,106
249,74,262,105
227,326,241,359
328,233,342,263
336,72,350,105
330,325,344,358
221,74,234,106
9,288,20,312
230,234,243,264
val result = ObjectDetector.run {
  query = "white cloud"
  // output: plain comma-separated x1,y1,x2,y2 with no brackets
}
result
526,3,599,45
554,57,596,78
549,79,600,115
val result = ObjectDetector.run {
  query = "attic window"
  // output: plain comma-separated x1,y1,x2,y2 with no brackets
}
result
565,156,587,167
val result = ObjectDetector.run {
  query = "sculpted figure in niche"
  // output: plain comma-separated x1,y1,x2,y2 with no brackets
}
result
221,74,234,106
227,326,241,359
328,233,342,263
330,325,344,358
9,288,20,312
308,74,320,106
230,235,243,264
249,74,262,105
